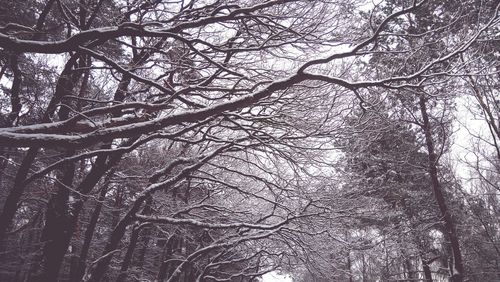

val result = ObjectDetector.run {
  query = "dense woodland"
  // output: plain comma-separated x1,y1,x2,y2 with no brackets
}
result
0,0,499,281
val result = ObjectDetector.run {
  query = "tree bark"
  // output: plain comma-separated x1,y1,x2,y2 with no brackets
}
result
115,224,141,282
157,235,176,282
83,196,145,282
0,148,37,247
166,236,181,282
0,52,80,248
8,53,22,125
116,196,153,282
347,251,353,282
70,175,112,281
419,94,464,282
85,148,204,282
422,258,433,282
28,158,76,282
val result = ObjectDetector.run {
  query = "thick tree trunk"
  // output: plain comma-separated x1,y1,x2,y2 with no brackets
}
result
405,258,416,281
157,236,175,282
116,224,141,282
29,67,132,281
0,148,37,247
166,236,181,282
42,150,123,282
0,53,80,249
422,259,433,282
28,53,93,281
85,151,194,282
71,177,111,282
115,199,153,282
135,197,154,269
361,253,367,282
347,251,353,282
419,95,464,282
84,196,146,282
28,159,76,282
136,226,152,268
8,54,22,125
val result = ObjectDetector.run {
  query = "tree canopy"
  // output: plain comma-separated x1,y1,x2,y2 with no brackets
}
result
0,0,499,281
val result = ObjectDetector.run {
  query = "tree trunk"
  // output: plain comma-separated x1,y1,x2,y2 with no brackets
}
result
347,251,353,282
86,152,191,282
7,53,22,125
419,94,464,282
405,258,415,281
0,53,80,249
84,195,146,282
116,224,141,282
70,176,111,281
31,67,133,281
166,236,181,282
422,259,433,282
157,235,175,282
28,159,76,282
0,148,38,247
361,253,367,282
135,197,154,270
136,227,152,268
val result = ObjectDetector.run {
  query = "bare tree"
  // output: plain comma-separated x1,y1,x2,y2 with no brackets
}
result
0,0,499,281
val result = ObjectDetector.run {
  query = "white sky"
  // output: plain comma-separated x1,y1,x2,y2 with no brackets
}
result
262,272,293,282
451,95,491,181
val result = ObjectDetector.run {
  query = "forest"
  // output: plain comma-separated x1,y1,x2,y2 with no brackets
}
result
0,0,499,281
